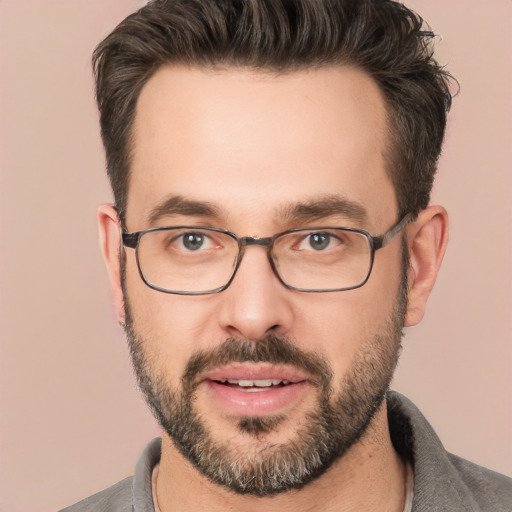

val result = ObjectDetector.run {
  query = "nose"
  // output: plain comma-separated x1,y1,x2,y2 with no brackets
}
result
217,244,294,340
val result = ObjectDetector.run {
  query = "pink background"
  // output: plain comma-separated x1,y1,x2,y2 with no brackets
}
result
0,1,510,511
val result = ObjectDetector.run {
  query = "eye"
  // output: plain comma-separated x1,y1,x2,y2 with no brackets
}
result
170,231,217,252
294,231,342,252
308,232,332,251
181,232,207,251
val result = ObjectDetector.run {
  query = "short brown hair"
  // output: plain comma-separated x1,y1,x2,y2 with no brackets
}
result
93,0,454,222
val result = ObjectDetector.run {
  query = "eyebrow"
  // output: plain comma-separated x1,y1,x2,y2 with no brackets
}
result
147,195,220,224
280,195,368,225
146,193,368,227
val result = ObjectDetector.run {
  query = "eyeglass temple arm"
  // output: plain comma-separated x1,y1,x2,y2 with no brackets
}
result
122,232,139,249
372,213,414,250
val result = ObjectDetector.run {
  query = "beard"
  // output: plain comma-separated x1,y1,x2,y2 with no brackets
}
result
121,254,408,496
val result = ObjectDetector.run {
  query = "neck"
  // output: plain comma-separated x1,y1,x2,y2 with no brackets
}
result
155,402,407,512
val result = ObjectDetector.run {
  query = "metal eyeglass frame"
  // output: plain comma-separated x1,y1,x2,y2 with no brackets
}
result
121,213,413,295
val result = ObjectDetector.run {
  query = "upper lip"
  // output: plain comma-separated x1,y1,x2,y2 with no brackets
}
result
202,364,309,384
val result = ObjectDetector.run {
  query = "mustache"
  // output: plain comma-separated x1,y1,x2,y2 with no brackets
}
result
182,334,332,389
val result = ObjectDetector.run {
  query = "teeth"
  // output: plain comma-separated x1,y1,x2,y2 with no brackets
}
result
224,379,289,387
255,379,273,387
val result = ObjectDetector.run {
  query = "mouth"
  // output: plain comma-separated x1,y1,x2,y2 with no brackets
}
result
212,378,295,392
200,364,311,416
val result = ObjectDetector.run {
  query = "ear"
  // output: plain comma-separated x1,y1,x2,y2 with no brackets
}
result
404,205,449,327
98,203,125,323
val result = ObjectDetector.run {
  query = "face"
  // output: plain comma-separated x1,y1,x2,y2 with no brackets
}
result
120,65,407,495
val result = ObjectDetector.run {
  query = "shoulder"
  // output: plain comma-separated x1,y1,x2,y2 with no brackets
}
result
59,476,133,512
446,453,512,511
386,391,512,511
59,437,161,512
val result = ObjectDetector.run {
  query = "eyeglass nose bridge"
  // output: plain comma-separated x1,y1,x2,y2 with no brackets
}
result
236,236,274,265
228,235,283,287
238,236,273,248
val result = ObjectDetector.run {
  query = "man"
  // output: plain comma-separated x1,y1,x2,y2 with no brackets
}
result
62,0,511,510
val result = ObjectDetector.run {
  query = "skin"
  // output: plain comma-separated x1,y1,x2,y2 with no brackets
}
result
99,65,448,511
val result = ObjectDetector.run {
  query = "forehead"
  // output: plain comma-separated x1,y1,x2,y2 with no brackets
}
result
127,65,396,230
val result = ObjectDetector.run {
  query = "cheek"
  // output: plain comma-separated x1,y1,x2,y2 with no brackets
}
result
125,267,222,381
290,269,402,379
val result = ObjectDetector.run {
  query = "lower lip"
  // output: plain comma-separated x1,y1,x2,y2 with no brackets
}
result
204,380,310,416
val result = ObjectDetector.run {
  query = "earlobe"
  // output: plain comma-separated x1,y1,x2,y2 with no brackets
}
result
98,203,125,323
404,205,449,327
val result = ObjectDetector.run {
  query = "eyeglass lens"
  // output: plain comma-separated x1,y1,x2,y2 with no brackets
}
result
136,227,373,294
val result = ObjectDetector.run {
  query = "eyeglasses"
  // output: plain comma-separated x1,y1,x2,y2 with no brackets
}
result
122,214,412,295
